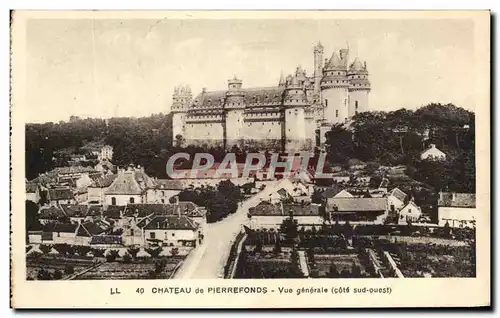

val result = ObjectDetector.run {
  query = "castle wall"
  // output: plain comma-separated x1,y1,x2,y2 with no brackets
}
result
184,118,225,147
322,86,349,124
225,110,245,149
348,89,369,117
172,113,186,141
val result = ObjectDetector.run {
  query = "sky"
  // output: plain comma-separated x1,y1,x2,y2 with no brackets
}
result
25,17,475,123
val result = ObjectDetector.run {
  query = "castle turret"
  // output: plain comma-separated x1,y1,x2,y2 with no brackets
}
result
313,41,324,93
348,58,371,117
278,71,286,87
225,76,245,149
320,49,350,124
283,73,308,152
171,84,192,144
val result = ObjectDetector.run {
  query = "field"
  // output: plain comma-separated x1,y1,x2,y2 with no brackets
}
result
78,257,185,280
234,248,303,279
27,254,96,280
397,243,475,278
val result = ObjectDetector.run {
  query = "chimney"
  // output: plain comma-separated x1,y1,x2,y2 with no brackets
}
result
430,144,436,148
202,87,207,94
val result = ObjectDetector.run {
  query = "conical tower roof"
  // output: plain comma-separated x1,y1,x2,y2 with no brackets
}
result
325,52,344,70
279,71,285,86
349,57,364,71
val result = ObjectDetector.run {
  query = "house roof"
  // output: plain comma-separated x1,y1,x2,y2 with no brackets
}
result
103,205,124,218
327,197,388,213
143,215,198,230
48,188,75,201
389,187,407,203
124,204,167,217
26,182,38,193
39,206,66,219
77,220,110,237
333,189,353,198
90,174,117,188
60,204,88,217
105,171,144,195
90,235,123,245
249,201,282,216
164,202,206,218
438,192,476,208
43,222,78,233
52,166,97,175
421,144,446,157
155,179,184,190
282,204,320,216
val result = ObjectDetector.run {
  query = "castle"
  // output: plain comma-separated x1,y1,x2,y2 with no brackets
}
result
171,42,371,152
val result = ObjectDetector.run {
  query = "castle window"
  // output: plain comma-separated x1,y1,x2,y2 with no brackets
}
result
336,110,339,117
325,99,328,107
355,101,359,109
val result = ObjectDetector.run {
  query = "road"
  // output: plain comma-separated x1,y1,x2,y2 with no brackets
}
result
174,181,281,279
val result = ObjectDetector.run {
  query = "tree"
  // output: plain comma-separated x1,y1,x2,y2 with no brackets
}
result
105,250,120,262
127,247,140,259
273,239,282,254
53,270,63,280
122,253,132,263
25,200,41,234
279,216,299,244
39,244,53,254
171,247,179,257
324,124,354,165
328,264,339,278
64,265,75,275
145,247,163,258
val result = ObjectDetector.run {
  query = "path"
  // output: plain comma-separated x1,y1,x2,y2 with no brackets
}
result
174,181,281,279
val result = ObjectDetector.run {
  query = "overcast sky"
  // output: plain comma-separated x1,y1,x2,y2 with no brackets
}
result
25,18,475,123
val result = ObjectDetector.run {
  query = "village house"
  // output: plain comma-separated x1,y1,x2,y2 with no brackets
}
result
420,144,447,161
248,201,322,229
59,204,91,224
75,220,112,245
81,141,114,161
397,201,423,225
326,197,389,223
29,223,79,245
38,205,67,224
143,215,200,247
94,159,115,174
437,192,476,228
89,235,124,249
387,187,408,212
47,188,76,205
333,189,354,198
50,166,101,184
87,173,117,204
146,179,184,204
104,165,156,206
26,182,40,203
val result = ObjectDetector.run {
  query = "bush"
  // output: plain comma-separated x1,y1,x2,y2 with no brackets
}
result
170,248,179,257
53,269,63,280
37,269,52,280
92,248,105,258
75,245,91,257
145,247,163,258
122,253,132,263
64,265,75,275
105,250,120,262
127,247,140,259
39,244,53,254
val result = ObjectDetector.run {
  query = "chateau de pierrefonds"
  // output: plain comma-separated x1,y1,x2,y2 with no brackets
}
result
171,42,371,152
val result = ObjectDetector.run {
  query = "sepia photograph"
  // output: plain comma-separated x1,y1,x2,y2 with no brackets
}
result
10,10,490,308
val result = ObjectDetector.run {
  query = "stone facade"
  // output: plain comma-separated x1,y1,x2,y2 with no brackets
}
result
172,42,371,152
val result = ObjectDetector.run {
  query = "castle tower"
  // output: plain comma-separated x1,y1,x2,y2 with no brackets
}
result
348,58,371,117
313,41,324,93
171,84,192,144
278,71,286,87
283,73,308,152
320,49,350,124
224,76,245,150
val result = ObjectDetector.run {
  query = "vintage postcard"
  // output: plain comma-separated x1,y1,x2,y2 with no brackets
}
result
10,10,490,308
